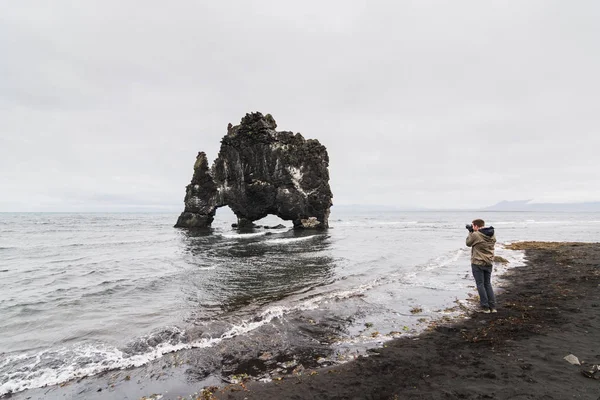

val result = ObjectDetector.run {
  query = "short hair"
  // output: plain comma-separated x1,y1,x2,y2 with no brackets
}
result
472,219,485,227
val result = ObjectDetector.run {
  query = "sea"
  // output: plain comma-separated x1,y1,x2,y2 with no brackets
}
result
1,209,599,397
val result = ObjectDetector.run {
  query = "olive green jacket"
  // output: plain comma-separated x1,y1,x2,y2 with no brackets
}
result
466,227,496,266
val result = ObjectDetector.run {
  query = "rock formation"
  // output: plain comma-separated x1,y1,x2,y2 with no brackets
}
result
175,112,333,229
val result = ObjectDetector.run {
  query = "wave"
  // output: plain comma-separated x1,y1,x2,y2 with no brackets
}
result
293,286,373,310
195,266,216,271
330,220,432,228
219,229,289,240
219,232,269,239
421,248,467,270
0,281,375,397
519,220,572,225
0,306,289,396
374,221,418,225
0,241,530,397
46,256,88,264
494,220,560,225
3,238,175,251
263,235,319,245
80,281,132,299
0,300,48,313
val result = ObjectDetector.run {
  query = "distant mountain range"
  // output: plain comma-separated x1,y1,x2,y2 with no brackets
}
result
483,200,600,212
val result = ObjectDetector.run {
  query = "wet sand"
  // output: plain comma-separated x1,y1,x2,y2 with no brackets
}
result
210,242,600,399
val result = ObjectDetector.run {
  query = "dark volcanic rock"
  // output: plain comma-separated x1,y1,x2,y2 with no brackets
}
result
265,224,286,229
175,112,333,229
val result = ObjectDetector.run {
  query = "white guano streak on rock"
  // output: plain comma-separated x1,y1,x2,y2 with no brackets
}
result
287,166,316,197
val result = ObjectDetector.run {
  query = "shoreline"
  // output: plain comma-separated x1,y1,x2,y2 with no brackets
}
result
4,242,599,399
208,241,600,399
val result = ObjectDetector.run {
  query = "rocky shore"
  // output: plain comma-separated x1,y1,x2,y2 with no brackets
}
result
208,242,600,400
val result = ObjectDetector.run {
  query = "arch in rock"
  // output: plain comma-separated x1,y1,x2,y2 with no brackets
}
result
175,112,332,230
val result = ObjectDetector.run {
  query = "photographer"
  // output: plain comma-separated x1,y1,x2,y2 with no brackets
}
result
466,219,497,313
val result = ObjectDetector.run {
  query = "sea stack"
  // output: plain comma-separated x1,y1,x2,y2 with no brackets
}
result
175,112,333,229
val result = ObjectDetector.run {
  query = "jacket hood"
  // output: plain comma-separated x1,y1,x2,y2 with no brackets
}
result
479,226,495,237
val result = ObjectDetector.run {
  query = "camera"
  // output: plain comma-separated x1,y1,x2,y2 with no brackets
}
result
465,224,474,233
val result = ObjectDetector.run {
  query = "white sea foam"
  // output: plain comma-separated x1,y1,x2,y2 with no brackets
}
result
220,307,286,339
426,248,467,269
495,244,526,267
398,248,469,289
0,307,294,396
282,283,378,314
219,229,288,240
0,331,206,396
375,221,418,226
0,244,533,396
494,220,574,226
526,220,569,225
263,236,318,245
3,211,596,396
219,232,268,239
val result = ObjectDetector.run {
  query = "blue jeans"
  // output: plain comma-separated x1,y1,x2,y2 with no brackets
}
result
471,264,496,309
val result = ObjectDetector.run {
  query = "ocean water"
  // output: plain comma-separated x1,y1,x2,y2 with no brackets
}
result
1,209,599,396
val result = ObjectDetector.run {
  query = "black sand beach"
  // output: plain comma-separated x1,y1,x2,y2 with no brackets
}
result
5,242,599,400
207,242,600,400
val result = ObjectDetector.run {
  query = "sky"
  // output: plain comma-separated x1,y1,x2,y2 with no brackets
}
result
1,0,599,212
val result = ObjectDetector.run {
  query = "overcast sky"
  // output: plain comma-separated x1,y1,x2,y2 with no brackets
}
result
1,1,598,212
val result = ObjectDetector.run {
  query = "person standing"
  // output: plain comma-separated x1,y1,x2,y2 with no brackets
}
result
466,219,497,313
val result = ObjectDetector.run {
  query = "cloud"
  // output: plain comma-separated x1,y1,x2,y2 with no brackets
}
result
1,0,599,211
